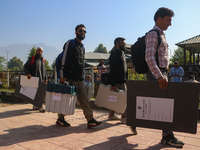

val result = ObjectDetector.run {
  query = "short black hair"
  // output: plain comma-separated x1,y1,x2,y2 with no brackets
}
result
75,24,86,32
154,7,174,22
114,37,125,46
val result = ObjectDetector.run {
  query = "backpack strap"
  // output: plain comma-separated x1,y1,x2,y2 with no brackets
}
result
60,39,75,78
30,56,35,66
148,29,162,67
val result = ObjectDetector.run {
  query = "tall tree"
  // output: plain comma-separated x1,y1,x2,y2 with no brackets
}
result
27,46,37,59
51,58,56,70
0,56,6,71
8,57,23,71
93,44,108,54
170,47,190,65
45,59,52,70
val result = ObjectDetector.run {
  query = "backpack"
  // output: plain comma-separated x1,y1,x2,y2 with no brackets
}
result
30,55,45,66
55,39,75,79
101,72,110,85
131,29,161,74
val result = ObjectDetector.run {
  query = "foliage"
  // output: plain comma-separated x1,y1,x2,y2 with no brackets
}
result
170,47,190,65
51,58,56,70
94,44,108,54
8,57,23,71
0,56,6,71
27,46,37,59
128,69,147,81
45,59,52,70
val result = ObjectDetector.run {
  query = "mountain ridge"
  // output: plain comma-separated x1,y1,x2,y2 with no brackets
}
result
0,43,61,65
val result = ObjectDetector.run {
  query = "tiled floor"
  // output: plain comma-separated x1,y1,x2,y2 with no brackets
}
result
0,104,199,150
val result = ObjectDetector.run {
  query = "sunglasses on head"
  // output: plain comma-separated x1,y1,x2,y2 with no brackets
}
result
78,29,87,34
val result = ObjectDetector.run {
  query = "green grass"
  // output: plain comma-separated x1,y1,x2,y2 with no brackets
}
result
0,88,15,92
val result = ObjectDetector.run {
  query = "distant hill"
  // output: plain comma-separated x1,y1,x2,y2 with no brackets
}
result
0,43,61,66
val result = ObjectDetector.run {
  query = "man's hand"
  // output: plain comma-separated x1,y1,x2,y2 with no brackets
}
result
110,86,117,91
59,78,66,84
157,76,168,90
27,74,31,79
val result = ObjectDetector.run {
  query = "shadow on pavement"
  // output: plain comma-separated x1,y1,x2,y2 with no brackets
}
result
84,134,139,150
0,120,128,147
0,108,36,119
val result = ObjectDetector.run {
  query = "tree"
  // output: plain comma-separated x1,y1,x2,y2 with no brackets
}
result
0,56,6,71
27,46,37,59
51,59,56,70
45,59,52,70
93,44,108,54
170,47,190,65
8,57,23,71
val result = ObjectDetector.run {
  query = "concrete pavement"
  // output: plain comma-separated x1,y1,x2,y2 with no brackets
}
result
0,104,200,150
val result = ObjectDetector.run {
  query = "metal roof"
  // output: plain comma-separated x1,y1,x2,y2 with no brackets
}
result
85,52,110,60
176,35,200,52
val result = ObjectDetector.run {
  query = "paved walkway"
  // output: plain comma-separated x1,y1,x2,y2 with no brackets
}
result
0,104,200,150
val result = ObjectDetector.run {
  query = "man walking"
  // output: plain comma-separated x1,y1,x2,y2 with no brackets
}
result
145,7,184,147
109,37,137,134
24,47,46,113
58,24,101,128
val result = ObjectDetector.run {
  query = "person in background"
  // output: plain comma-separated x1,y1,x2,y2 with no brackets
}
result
169,61,184,82
24,47,46,113
84,73,93,102
10,73,19,89
97,60,107,82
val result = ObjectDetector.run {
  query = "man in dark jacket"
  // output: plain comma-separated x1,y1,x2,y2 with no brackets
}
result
109,37,137,135
58,24,101,128
24,47,46,112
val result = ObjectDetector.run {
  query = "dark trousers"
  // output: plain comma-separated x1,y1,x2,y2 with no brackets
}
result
146,70,173,137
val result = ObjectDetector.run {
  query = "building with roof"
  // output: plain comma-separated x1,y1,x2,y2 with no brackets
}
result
176,35,200,65
176,34,200,80
85,52,110,67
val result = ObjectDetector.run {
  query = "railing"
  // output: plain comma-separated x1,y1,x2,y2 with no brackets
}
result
0,67,147,89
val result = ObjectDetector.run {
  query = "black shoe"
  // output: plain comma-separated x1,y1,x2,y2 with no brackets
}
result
87,118,102,128
129,126,137,135
161,134,184,147
56,119,70,127
39,107,46,113
33,106,40,110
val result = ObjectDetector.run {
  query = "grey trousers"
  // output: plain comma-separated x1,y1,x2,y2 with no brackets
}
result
58,80,93,121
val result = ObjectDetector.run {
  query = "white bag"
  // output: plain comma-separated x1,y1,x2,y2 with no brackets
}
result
95,84,127,113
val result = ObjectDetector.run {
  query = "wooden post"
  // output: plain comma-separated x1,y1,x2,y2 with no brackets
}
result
189,48,192,65
193,49,195,65
184,48,186,66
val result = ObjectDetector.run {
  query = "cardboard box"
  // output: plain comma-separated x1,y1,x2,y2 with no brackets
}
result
95,84,126,113
127,80,200,134
14,78,47,108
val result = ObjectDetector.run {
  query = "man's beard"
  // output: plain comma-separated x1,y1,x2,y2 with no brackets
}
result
119,46,126,51
77,34,85,40
35,54,42,59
